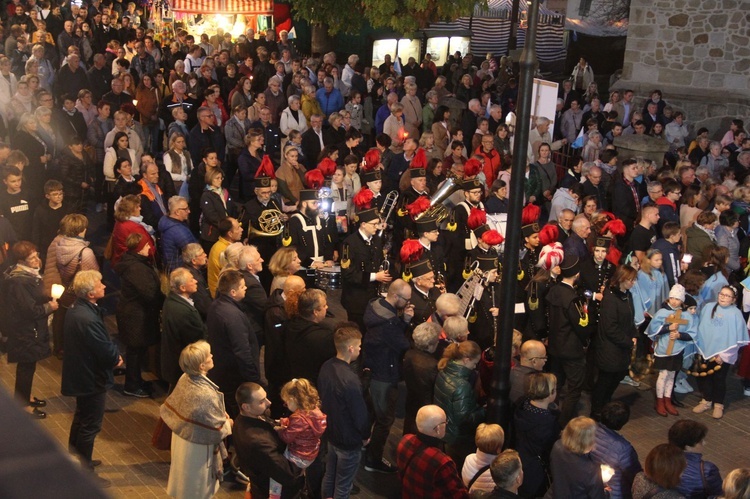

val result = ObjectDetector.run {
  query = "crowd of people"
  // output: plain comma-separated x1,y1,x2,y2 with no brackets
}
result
1,1,750,498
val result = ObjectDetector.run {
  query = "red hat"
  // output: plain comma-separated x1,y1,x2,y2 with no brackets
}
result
406,196,431,217
602,219,626,237
539,224,559,246
464,158,482,178
481,230,504,246
254,155,276,187
364,149,381,171
400,238,424,264
467,207,487,231
607,246,622,266
411,148,427,169
521,203,541,226
304,169,325,190
353,188,374,210
317,157,337,177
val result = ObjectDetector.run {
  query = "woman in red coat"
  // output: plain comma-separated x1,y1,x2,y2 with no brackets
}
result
109,194,156,266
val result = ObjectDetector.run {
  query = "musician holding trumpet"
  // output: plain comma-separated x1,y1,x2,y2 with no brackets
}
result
341,207,391,330
285,188,336,288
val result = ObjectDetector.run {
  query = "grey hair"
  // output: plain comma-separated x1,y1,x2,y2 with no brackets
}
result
587,131,601,140
169,267,193,292
435,293,461,318
572,214,589,232
581,162,596,177
17,113,37,131
536,117,551,127
73,270,103,298
695,166,709,177
443,316,469,341
412,322,441,352
168,195,188,214
220,242,245,269
288,94,300,106
425,90,437,101
34,106,51,118
182,243,205,264
646,181,663,194
238,244,260,270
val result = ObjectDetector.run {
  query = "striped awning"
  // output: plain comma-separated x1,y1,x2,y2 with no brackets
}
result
170,0,273,14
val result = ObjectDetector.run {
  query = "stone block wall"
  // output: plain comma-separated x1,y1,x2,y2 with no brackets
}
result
615,0,750,134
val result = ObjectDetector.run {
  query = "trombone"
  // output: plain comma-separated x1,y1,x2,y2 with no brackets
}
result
377,190,399,237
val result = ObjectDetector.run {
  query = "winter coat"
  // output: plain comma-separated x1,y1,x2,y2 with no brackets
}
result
434,361,486,446
362,297,411,383
61,298,120,397
590,423,642,499
283,316,335,386
199,188,229,243
158,215,197,273
546,282,591,360
675,452,722,499
549,187,579,222
278,408,327,462
548,439,606,499
110,219,156,266
403,348,439,435
206,294,262,393
160,292,207,387
113,252,164,348
632,472,685,499
513,399,561,498
595,286,637,372
42,235,99,297
1,266,53,363
57,148,94,211
684,224,714,266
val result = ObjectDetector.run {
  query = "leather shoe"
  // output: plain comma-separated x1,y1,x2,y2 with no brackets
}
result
123,387,150,398
671,397,685,408
30,407,47,419
29,397,47,408
350,484,361,495
91,460,102,468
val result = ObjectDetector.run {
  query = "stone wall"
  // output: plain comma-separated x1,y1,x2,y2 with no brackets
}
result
614,0,750,136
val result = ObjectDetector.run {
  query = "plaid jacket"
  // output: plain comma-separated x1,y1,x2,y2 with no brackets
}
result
396,433,469,499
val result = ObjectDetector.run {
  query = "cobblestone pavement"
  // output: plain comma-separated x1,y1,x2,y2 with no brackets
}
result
3,339,750,499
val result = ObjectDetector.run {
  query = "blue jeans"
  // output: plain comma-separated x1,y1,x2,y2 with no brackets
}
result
321,442,361,499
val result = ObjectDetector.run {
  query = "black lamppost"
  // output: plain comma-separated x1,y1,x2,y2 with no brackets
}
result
487,0,541,428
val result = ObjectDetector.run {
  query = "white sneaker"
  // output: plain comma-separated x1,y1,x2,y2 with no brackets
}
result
673,378,694,394
620,375,640,387
744,387,750,397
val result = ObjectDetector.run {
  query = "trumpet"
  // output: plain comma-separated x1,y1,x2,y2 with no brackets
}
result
378,190,399,237
248,209,284,237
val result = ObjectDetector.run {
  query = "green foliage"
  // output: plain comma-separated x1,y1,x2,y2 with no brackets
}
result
289,0,485,35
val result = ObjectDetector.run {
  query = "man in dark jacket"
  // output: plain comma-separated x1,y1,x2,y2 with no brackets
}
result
611,159,641,241
189,106,226,164
160,268,207,389
283,288,335,386
363,279,414,474
61,270,122,478
319,326,371,498
207,269,261,417
158,196,197,273
180,243,212,321
233,382,303,499
237,245,267,345
545,255,591,424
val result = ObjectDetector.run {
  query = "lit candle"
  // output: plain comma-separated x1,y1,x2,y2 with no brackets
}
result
398,128,409,141
51,284,65,300
600,464,615,484
132,99,138,106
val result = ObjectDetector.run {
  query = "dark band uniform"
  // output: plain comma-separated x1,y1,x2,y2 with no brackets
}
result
406,258,441,327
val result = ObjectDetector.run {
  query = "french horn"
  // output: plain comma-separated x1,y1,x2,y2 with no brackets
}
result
248,209,284,237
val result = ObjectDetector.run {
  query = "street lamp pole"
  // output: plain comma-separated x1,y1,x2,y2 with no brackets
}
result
487,0,540,428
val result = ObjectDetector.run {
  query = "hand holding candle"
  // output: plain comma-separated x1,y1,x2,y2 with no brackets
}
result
51,284,65,300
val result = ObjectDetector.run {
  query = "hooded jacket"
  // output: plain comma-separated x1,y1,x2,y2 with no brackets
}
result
362,297,410,383
1,265,53,363
283,315,335,385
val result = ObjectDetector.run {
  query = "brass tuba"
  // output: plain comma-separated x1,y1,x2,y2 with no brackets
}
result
414,177,459,223
248,209,284,237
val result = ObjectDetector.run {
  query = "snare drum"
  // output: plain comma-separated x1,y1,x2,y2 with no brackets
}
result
315,265,342,289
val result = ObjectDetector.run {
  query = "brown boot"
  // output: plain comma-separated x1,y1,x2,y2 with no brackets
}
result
655,397,668,417
712,403,724,419
664,397,679,416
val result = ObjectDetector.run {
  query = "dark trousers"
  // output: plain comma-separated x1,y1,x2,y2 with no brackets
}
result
69,392,107,465
15,361,37,404
591,369,628,418
551,356,586,425
366,380,399,464
697,365,730,404
125,345,148,391
52,307,68,355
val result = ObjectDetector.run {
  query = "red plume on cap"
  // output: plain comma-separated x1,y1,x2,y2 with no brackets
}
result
400,239,424,264
539,224,559,246
255,155,276,179
602,219,626,237
464,158,482,178
304,169,325,190
364,149,381,171
607,246,622,266
482,230,504,246
467,208,487,230
521,203,541,225
317,157,337,177
353,188,374,210
406,196,431,217
410,148,427,169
